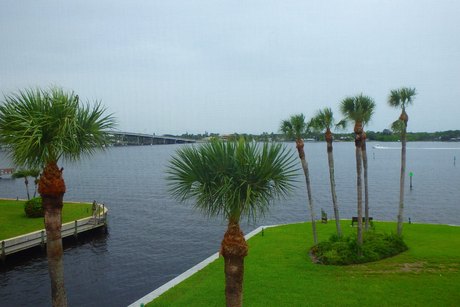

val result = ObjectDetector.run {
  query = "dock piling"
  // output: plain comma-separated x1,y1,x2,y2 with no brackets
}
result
40,230,45,249
74,220,78,238
1,241,5,263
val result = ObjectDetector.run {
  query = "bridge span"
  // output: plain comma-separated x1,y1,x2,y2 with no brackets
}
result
110,131,196,146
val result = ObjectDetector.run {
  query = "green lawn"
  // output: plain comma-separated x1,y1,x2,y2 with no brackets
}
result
0,199,93,240
148,221,460,306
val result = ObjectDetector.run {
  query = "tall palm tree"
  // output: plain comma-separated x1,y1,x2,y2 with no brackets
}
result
280,114,318,244
388,87,417,236
340,94,375,245
0,87,115,307
167,139,297,307
308,108,345,237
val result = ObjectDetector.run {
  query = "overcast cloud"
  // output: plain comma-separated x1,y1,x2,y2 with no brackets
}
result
1,0,459,135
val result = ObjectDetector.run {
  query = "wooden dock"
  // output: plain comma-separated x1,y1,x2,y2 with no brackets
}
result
1,203,108,261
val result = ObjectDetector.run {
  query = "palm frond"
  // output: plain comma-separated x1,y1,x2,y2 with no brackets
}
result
335,119,347,130
391,119,405,134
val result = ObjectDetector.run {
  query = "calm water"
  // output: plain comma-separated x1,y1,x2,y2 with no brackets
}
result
1,142,459,306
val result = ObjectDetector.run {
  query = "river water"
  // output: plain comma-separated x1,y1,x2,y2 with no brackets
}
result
1,141,459,306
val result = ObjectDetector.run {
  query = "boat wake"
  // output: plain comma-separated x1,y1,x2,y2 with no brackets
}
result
372,144,460,150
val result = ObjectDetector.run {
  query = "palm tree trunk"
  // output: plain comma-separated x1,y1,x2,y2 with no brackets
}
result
326,136,342,237
354,128,364,248
33,176,39,198
296,139,317,244
220,220,248,307
361,137,370,231
38,162,68,307
24,177,30,200
397,121,408,236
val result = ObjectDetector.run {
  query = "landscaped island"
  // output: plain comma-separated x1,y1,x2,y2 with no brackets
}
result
146,221,460,306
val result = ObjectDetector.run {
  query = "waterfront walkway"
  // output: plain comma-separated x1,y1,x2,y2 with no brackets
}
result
1,203,108,261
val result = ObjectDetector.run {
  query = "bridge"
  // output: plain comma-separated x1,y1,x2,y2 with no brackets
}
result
109,131,196,146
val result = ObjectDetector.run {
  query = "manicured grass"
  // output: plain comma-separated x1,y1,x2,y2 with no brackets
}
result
0,199,93,240
148,221,460,306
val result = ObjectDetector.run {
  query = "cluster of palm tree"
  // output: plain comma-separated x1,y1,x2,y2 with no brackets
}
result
280,88,416,248
167,87,416,306
12,168,40,200
0,87,115,307
0,85,416,307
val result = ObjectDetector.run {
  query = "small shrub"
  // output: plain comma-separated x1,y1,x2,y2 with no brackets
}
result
24,197,44,218
311,231,408,265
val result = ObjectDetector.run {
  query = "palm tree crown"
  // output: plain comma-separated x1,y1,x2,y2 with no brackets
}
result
309,108,334,131
280,113,307,140
340,94,375,130
308,108,346,135
168,139,298,222
0,87,115,168
388,87,416,108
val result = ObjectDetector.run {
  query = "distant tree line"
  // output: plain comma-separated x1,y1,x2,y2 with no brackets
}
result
177,129,460,142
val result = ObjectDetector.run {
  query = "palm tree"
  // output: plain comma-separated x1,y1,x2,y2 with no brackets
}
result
167,139,297,307
308,108,345,237
12,169,38,200
280,114,318,244
388,87,417,236
0,87,115,307
340,94,375,245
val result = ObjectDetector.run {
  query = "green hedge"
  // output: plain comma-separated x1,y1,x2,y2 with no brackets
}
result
311,231,408,265
24,197,44,218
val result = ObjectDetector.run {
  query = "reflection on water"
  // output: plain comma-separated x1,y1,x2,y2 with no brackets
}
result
1,142,459,306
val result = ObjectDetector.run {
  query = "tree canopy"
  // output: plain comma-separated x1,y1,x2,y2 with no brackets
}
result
167,139,298,222
0,87,116,168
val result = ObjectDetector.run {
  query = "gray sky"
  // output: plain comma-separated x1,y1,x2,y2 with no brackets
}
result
1,1,459,135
